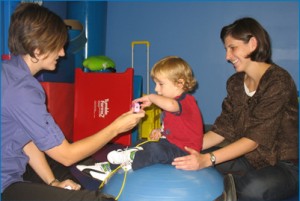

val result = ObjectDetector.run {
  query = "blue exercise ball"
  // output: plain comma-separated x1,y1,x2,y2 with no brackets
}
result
102,164,223,201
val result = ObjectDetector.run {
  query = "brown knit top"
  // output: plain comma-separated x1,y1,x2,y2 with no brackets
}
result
212,64,298,169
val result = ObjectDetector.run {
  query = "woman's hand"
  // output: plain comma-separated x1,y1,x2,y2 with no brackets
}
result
110,109,145,135
50,179,81,190
149,128,162,140
172,146,210,171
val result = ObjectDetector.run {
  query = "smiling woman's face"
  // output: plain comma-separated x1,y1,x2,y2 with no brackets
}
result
224,35,256,72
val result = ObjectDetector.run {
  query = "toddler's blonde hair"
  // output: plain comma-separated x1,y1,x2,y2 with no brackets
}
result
151,56,197,92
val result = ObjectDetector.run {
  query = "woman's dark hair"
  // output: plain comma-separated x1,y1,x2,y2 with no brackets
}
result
8,3,68,59
220,17,272,64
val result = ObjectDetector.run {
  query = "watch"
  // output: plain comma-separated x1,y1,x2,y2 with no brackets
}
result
209,152,216,166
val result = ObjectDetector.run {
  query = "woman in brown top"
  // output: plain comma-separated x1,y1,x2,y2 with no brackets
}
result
172,17,298,201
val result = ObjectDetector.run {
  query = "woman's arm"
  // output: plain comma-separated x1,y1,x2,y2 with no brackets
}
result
23,141,56,185
23,141,81,190
46,110,145,166
172,134,258,171
202,131,225,150
211,137,258,165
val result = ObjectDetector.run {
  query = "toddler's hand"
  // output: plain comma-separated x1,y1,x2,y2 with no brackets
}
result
149,129,161,140
133,95,152,109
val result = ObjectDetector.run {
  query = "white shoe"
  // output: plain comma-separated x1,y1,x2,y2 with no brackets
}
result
107,147,143,165
76,161,111,181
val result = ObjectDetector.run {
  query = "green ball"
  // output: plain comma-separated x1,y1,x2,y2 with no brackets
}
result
83,56,115,71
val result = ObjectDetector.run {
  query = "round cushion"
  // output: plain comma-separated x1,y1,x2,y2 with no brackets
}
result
102,164,223,201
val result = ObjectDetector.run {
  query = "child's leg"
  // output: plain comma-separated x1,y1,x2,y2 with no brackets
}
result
132,139,186,170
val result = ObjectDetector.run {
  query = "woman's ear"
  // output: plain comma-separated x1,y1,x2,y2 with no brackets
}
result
33,49,41,58
249,36,258,51
29,49,41,63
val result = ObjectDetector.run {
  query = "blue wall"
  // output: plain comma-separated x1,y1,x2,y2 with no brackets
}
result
1,1,18,58
2,1,298,125
105,2,299,124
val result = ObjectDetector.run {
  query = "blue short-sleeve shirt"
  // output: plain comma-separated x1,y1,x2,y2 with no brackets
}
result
1,55,65,192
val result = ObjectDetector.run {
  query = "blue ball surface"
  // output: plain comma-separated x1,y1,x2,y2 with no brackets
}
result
102,164,223,201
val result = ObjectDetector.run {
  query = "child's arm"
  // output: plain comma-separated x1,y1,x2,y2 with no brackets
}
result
134,94,179,113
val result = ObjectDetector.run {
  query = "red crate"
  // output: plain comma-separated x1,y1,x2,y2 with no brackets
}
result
73,68,134,146
40,82,74,141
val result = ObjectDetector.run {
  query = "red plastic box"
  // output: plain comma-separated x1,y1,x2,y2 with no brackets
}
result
73,68,134,146
40,82,74,141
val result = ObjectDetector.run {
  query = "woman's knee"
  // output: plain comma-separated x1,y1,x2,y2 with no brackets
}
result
237,176,271,200
236,166,297,201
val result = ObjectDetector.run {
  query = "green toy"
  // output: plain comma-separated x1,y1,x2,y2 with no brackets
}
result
83,55,116,71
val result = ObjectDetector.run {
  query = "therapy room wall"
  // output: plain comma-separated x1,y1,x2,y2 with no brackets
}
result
104,1,299,125
23,1,299,125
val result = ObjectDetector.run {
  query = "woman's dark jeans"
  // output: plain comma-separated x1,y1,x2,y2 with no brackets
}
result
214,153,298,201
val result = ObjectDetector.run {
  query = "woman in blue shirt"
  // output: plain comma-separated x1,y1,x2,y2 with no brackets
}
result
1,3,144,201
